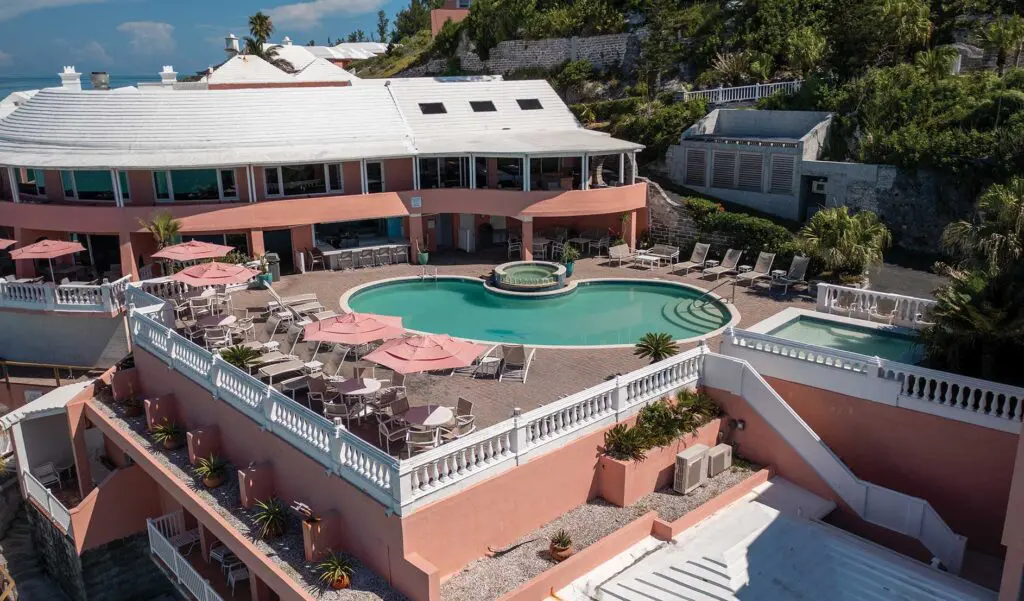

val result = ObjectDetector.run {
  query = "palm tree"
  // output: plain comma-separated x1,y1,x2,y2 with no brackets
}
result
240,38,295,72
798,207,892,279
980,15,1024,76
708,52,751,86
634,332,678,364
140,211,181,249
786,26,828,78
877,0,932,60
221,345,262,370
942,177,1024,276
914,47,958,81
248,11,274,44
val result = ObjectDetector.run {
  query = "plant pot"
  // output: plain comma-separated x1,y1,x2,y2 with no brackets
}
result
564,261,575,277
550,544,573,563
331,574,351,590
257,273,273,286
202,474,226,489
418,252,430,265
162,438,183,450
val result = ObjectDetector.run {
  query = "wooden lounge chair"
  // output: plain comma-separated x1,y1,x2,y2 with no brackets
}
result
674,242,711,274
606,244,634,267
702,249,743,280
735,252,776,287
499,345,536,383
769,256,811,296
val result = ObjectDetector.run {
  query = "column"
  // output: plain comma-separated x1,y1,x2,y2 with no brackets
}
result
360,159,369,194
624,210,637,250
14,228,34,278
521,216,534,261
411,157,420,190
409,214,424,261
522,156,530,192
250,573,275,601
66,397,95,499
248,229,266,257
581,154,589,190
487,158,500,189
119,231,139,281
619,153,625,185
7,167,19,203
999,545,1024,600
111,169,124,207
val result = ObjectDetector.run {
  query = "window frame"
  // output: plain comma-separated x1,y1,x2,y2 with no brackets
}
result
516,98,543,110
263,163,341,198
418,102,448,115
153,168,238,203
456,0,471,8
365,161,385,194
60,170,118,202
469,100,496,112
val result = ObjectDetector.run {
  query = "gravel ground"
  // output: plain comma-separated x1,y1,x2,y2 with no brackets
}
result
93,393,407,601
440,464,756,601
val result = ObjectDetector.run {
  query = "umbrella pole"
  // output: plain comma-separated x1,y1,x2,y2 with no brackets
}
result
49,258,55,283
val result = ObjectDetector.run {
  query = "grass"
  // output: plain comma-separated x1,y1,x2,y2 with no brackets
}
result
347,31,434,79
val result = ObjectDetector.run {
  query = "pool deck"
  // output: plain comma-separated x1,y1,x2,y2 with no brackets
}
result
229,250,813,450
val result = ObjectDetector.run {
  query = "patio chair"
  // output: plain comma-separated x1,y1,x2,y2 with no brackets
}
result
769,256,811,296
674,243,711,274
702,249,743,280
204,327,232,351
307,375,339,406
182,324,205,344
591,236,610,256
307,249,325,271
551,242,565,260
378,412,409,454
507,239,522,259
532,241,548,260
357,249,374,268
323,399,365,429
735,252,776,287
336,250,354,270
606,244,634,267
32,462,61,488
169,527,201,555
499,345,536,383
441,397,477,441
375,247,391,266
230,316,256,341
405,428,440,458
391,245,408,264
189,296,212,320
227,566,250,595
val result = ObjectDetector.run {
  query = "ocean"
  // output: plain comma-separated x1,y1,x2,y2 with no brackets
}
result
0,74,161,99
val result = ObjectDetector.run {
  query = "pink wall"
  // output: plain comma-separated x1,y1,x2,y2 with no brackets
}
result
1000,423,1024,600
431,8,469,35
126,170,156,206
43,170,64,203
235,167,250,203
342,162,362,196
768,377,1017,553
385,158,414,193
69,464,164,552
0,381,57,412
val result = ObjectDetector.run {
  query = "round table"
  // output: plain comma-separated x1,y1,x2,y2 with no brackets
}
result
404,405,454,428
197,314,237,329
332,378,382,396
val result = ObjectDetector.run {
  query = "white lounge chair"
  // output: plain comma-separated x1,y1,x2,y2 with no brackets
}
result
607,244,634,267
769,256,811,296
674,242,711,274
257,359,304,385
702,249,743,280
499,345,536,383
735,252,776,287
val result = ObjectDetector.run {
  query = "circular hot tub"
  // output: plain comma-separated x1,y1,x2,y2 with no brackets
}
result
489,261,569,296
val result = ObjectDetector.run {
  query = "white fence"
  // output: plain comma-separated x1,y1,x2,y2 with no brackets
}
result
681,80,803,105
702,354,967,573
0,275,132,313
148,512,225,601
816,284,936,329
23,470,73,535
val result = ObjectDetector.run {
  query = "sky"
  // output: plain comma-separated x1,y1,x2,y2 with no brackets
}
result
0,0,409,78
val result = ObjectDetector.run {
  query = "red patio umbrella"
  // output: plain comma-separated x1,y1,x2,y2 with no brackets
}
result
304,313,405,346
171,262,258,287
152,240,234,262
9,239,86,281
0,239,16,250
363,334,488,374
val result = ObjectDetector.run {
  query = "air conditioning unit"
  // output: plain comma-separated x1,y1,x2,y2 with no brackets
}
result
811,180,827,194
707,444,733,477
673,444,709,494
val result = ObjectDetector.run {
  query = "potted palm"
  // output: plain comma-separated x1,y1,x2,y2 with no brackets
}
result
416,238,429,266
255,254,273,287
315,553,355,590
253,497,288,539
549,529,574,562
634,332,679,364
561,245,581,277
221,345,261,370
151,419,185,450
194,454,228,489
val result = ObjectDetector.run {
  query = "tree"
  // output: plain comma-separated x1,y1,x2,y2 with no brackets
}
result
394,0,441,42
786,26,828,77
704,51,752,86
248,11,274,43
347,30,368,43
376,10,390,44
914,47,958,81
464,0,536,60
306,39,316,46
942,177,1024,275
634,332,679,363
980,15,1024,76
798,207,891,279
140,212,181,249
235,11,294,72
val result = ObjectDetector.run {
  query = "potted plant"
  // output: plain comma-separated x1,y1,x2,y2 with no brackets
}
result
561,245,581,277
549,529,574,562
121,395,144,418
255,254,273,287
151,419,185,450
315,553,355,590
194,453,228,489
416,238,429,266
253,497,288,539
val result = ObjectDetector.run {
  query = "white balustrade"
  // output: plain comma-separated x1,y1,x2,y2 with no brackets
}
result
147,514,225,601
879,360,1024,424
0,276,133,313
728,327,877,373
682,80,803,105
23,470,74,535
816,283,936,329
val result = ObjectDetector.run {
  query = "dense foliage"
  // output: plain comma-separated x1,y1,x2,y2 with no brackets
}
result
602,391,722,461
797,206,892,281
683,197,795,257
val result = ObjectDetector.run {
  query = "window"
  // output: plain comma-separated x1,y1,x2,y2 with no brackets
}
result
263,164,331,197
153,169,237,202
517,98,543,110
153,171,171,201
470,100,496,112
118,171,130,201
366,161,384,193
327,164,344,193
72,170,116,201
62,170,75,198
17,168,45,196
496,158,523,189
219,169,237,200
418,158,440,189
419,102,447,115
264,167,280,196
456,0,471,8
474,157,489,189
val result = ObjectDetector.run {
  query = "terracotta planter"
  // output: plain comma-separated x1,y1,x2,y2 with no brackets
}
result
162,438,183,450
202,474,226,489
549,544,573,563
331,574,351,590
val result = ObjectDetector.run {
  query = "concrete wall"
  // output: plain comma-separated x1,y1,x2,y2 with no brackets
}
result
21,414,74,473
689,109,832,139
0,311,128,368
70,465,165,552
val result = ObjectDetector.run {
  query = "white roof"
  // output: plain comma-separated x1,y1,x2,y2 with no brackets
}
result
202,54,294,85
294,58,358,83
0,380,91,429
267,41,387,64
0,89,40,121
0,78,641,168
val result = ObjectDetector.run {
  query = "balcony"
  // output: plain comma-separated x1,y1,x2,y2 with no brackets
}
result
0,275,132,314
148,511,244,601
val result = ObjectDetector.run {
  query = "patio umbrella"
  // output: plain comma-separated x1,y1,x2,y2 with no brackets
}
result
0,239,15,250
363,334,489,374
304,312,405,346
152,240,234,262
171,262,258,287
9,239,86,282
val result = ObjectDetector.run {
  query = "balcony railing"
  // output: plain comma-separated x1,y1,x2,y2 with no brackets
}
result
0,275,132,313
816,283,937,329
680,80,803,105
148,511,225,601
23,470,73,535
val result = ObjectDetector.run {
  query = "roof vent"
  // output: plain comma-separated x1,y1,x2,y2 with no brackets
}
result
283,36,293,46
225,33,240,55
90,72,110,90
59,66,82,91
160,66,177,87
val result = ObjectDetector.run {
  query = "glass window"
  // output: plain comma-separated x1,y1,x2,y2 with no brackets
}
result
264,167,280,196
328,164,343,192
418,158,440,189
470,101,496,112
171,169,220,201
61,171,75,198
73,170,115,201
153,171,171,201
474,157,489,189
219,169,237,199
18,169,44,196
366,162,384,193
496,158,523,189
441,157,466,188
32,169,45,195
418,102,447,115
281,164,326,196
456,0,471,7
118,171,130,200
517,98,543,110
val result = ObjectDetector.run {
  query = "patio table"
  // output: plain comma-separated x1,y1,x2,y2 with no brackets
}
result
332,378,382,397
197,314,237,329
634,253,660,270
567,237,591,253
405,405,454,429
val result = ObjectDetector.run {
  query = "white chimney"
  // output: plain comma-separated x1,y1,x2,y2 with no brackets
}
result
283,36,293,46
160,65,177,87
59,66,82,91
225,33,240,55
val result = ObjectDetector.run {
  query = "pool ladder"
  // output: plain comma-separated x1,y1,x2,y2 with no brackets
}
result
420,266,438,280
693,277,736,307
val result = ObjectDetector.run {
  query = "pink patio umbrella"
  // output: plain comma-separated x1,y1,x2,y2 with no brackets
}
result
363,334,489,374
152,240,234,262
304,312,405,346
171,261,259,287
9,239,86,281
0,239,16,250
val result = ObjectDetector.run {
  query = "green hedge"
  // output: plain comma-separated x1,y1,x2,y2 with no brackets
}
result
683,196,795,257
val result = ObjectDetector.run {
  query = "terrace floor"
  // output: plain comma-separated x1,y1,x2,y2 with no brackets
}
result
224,250,813,445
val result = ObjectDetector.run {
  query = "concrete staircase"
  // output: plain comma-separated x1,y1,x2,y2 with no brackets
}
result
0,507,72,601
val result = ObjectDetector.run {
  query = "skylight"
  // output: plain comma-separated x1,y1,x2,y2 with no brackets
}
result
470,101,497,112
516,98,543,110
419,102,447,115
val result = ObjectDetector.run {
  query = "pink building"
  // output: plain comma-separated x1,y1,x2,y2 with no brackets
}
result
431,0,471,37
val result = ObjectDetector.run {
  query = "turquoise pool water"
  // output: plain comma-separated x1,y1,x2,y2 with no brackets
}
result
347,279,732,346
769,315,921,362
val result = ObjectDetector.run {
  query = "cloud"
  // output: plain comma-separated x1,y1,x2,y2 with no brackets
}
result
266,0,387,30
78,41,113,66
0,0,106,22
117,21,176,54
0,51,11,66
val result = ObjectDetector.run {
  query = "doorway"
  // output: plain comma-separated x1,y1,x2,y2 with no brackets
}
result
436,214,454,249
263,229,294,273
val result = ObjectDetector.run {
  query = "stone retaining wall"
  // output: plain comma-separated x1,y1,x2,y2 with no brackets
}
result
643,178,733,252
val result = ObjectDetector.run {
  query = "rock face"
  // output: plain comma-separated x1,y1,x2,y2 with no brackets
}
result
643,178,732,251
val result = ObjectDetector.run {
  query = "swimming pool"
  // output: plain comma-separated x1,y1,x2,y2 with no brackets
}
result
768,315,921,362
344,278,736,347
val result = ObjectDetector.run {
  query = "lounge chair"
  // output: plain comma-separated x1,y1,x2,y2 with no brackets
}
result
499,345,536,383
32,462,61,488
607,244,634,267
769,256,811,296
257,359,304,385
734,252,776,287
674,243,711,274
643,244,680,267
702,249,743,280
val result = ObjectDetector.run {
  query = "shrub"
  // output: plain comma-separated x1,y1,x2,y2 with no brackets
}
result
194,454,228,480
431,18,464,58
634,332,679,363
150,419,184,445
550,529,572,549
604,394,724,461
683,196,795,256
603,424,648,461
253,497,288,539
676,389,722,422
315,553,355,588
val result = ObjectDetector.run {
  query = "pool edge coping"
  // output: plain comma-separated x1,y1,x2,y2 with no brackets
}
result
338,275,741,350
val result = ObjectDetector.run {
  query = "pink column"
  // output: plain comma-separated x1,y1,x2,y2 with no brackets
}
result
521,217,534,261
14,228,35,278
118,231,139,280
248,229,266,258
1000,545,1024,600
624,210,638,250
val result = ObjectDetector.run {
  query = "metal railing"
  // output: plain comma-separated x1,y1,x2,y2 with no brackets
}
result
680,80,803,105
23,470,73,535
147,512,225,601
0,275,132,313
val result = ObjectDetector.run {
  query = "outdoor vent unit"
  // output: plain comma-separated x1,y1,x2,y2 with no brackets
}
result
707,444,733,477
811,180,827,195
673,444,709,494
